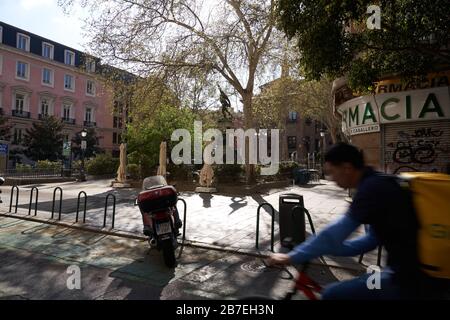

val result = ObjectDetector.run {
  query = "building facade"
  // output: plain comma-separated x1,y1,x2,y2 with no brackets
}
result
0,21,126,167
332,71,450,174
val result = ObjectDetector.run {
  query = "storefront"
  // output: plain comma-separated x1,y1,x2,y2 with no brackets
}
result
334,71,450,174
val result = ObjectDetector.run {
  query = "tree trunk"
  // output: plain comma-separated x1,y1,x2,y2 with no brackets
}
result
242,92,256,184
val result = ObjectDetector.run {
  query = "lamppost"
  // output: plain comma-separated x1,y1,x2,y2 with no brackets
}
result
320,128,326,178
79,129,87,182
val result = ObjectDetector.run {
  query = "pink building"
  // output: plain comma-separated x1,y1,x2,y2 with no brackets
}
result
0,21,127,167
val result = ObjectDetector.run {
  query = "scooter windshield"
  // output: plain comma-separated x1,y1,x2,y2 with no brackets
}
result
142,175,168,190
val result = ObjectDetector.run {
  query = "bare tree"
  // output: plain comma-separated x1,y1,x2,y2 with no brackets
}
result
59,0,282,182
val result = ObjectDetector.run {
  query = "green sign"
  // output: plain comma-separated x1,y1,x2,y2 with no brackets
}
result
63,142,71,157
338,87,450,136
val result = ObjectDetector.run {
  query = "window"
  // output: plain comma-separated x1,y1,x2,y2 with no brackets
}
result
15,94,25,112
113,132,117,144
64,50,75,66
287,136,297,149
40,99,50,116
0,26,3,43
288,111,298,122
16,61,29,80
42,42,54,59
85,58,95,73
42,68,53,86
64,74,74,91
13,128,23,145
17,33,30,51
63,103,72,120
85,108,92,123
86,80,95,96
113,116,123,129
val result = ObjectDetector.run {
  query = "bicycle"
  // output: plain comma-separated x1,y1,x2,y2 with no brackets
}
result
239,261,323,300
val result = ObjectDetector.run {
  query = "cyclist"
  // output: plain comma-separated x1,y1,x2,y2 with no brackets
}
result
267,142,445,299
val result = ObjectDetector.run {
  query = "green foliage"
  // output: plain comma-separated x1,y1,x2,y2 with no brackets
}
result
126,163,140,180
126,104,196,170
86,153,119,176
215,164,244,180
35,160,62,170
276,0,450,92
16,163,32,173
0,114,11,141
23,116,64,161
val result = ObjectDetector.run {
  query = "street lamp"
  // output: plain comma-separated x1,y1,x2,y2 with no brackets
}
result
320,128,326,178
79,129,88,182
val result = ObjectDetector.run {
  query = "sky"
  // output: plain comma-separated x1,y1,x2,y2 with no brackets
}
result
0,0,88,51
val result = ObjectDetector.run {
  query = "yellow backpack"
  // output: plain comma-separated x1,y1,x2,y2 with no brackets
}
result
399,172,450,280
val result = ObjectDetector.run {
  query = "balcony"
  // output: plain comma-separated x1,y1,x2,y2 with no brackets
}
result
38,114,50,120
62,118,76,125
84,121,96,127
12,110,31,119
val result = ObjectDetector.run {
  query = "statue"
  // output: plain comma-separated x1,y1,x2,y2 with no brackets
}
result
218,84,233,121
195,141,217,193
112,142,130,188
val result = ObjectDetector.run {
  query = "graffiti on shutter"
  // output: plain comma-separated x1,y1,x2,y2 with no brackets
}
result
383,120,450,174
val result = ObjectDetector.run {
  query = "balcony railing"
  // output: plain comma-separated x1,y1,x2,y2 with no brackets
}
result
84,121,96,127
62,118,76,125
38,114,50,120
12,110,31,118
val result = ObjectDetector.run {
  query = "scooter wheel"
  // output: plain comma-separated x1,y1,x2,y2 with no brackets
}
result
161,239,176,268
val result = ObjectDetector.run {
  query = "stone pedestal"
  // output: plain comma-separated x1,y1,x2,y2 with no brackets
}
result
195,186,217,193
111,181,131,188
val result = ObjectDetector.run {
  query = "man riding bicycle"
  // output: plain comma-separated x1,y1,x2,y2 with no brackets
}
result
268,142,446,299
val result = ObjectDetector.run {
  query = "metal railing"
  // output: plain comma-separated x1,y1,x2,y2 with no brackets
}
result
1,168,64,178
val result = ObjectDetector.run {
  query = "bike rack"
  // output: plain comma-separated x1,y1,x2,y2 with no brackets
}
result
28,187,39,216
359,246,383,267
51,187,63,220
103,193,116,229
255,203,275,252
291,205,316,235
177,198,187,242
76,191,87,223
9,186,19,214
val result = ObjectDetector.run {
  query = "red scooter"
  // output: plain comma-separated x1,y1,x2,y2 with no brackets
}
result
135,175,182,267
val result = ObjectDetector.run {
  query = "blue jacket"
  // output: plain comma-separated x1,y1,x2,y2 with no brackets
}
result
288,213,379,264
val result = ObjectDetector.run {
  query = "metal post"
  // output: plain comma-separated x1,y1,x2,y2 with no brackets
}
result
104,193,116,229
28,187,39,216
292,205,316,235
76,191,87,223
9,186,19,213
51,187,63,220
256,203,275,252
177,198,187,242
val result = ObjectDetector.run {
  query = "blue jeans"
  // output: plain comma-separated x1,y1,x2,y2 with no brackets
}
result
321,271,406,300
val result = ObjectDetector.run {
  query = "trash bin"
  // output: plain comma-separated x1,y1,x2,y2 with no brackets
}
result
279,193,306,248
293,169,310,185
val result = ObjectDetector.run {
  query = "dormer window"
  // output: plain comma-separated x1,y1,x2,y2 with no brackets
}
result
65,50,75,66
17,33,30,51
